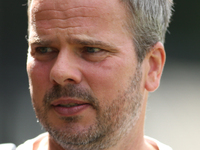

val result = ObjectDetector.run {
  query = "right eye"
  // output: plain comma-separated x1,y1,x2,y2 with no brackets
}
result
35,47,53,54
31,47,58,61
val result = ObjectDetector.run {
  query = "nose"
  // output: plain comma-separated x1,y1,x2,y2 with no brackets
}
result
50,50,82,86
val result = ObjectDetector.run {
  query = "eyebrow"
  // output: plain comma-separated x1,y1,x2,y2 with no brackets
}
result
28,37,54,46
68,38,118,50
29,36,118,51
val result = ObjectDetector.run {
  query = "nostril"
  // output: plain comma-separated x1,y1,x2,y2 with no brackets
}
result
68,78,74,82
52,78,75,85
62,78,77,84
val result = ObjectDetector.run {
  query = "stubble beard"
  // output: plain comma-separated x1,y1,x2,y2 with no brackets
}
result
33,65,143,150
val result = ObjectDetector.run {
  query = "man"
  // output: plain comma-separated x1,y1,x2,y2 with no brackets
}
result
17,0,173,149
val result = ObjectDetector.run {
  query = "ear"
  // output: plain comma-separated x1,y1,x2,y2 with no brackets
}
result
144,42,166,92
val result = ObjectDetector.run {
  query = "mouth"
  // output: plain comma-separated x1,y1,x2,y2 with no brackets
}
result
56,103,85,108
51,99,91,116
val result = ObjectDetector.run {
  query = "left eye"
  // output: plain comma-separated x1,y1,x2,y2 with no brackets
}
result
85,47,101,53
79,46,108,62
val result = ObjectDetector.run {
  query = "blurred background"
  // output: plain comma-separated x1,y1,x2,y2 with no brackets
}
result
0,0,199,150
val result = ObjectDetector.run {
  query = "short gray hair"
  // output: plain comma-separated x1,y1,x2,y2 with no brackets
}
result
27,0,173,63
120,0,173,62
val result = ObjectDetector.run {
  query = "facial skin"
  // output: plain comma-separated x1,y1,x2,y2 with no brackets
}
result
27,0,165,150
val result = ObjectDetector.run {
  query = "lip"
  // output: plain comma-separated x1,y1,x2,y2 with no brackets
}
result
51,98,91,117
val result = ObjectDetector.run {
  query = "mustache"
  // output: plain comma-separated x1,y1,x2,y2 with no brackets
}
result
43,84,99,109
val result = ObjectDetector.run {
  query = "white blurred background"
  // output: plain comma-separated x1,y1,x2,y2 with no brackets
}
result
145,60,200,150
0,0,200,150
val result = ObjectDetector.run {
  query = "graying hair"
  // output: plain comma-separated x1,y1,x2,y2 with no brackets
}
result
27,0,173,62
120,0,173,62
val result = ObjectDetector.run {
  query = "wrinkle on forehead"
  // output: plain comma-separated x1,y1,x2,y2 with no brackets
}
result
32,6,101,29
30,0,126,23
29,0,129,43
36,18,100,31
34,7,99,21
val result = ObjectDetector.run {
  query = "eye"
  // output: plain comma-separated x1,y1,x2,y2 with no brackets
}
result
35,47,53,54
79,47,109,62
85,47,101,53
31,47,58,61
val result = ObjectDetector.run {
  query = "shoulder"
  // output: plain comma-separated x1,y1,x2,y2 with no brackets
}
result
0,143,16,150
16,133,48,150
144,136,173,150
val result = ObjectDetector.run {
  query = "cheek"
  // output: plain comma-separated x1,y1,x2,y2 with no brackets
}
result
82,58,135,102
27,60,51,102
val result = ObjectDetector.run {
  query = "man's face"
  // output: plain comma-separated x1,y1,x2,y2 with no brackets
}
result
27,0,145,149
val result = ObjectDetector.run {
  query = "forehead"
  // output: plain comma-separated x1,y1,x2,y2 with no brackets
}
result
29,0,127,25
28,0,130,47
